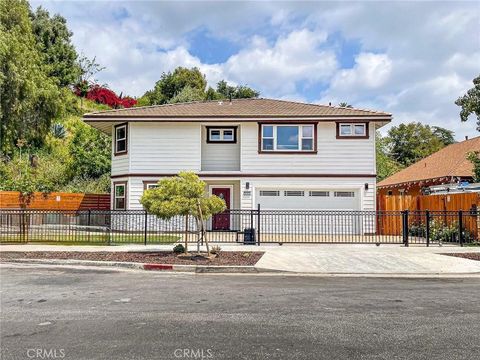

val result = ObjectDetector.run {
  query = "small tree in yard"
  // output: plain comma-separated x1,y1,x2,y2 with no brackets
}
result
140,172,226,255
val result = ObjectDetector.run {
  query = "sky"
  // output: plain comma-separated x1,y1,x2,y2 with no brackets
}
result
32,0,480,140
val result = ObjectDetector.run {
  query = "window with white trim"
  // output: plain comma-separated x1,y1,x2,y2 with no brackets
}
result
114,183,126,210
261,124,315,152
207,127,236,143
338,123,366,137
115,124,127,154
145,183,158,190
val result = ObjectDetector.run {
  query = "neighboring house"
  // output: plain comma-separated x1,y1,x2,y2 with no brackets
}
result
83,98,391,230
378,136,480,196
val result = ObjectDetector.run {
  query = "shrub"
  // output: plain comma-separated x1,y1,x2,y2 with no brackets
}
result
173,244,185,254
210,245,221,255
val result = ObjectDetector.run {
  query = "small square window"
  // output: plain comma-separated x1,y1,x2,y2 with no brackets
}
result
302,138,313,150
262,125,273,137
207,127,236,143
262,138,274,150
338,123,368,138
340,124,352,136
354,124,366,136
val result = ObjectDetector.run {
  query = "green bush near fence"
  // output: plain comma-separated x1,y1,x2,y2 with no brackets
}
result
408,220,475,243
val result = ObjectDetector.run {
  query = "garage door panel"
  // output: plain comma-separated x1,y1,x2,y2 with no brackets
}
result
256,188,361,235
256,189,359,210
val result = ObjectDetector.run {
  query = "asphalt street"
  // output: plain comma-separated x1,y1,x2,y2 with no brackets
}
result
1,265,479,360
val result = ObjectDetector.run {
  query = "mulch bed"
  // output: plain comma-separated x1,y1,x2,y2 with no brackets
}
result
0,251,264,266
443,253,480,262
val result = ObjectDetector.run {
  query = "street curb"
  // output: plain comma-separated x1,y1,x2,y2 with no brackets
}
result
1,258,262,273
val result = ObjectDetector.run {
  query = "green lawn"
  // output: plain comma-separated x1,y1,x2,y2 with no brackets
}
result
0,233,180,245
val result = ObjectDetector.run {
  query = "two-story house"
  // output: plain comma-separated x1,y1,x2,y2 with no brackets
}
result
83,98,391,230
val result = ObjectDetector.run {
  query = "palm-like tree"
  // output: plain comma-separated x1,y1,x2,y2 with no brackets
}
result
338,102,353,108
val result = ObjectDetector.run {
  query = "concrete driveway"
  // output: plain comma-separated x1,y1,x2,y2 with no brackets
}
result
255,244,480,275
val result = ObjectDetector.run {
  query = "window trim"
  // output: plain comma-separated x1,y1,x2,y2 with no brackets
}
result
143,181,159,191
206,126,237,143
336,122,369,139
114,123,128,155
258,122,317,154
113,181,127,210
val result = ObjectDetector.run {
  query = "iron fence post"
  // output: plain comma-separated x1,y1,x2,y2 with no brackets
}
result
87,209,91,243
458,210,463,246
425,210,430,247
402,210,409,247
144,210,148,246
257,203,261,246
21,209,26,243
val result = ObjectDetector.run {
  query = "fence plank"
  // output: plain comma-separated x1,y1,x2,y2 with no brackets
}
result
0,191,110,210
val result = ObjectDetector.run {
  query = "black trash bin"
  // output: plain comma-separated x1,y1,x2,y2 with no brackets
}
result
243,228,256,245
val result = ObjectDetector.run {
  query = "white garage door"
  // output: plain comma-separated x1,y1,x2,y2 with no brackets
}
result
255,189,361,235
255,189,360,210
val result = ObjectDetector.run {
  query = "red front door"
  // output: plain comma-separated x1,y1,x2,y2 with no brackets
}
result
212,187,231,230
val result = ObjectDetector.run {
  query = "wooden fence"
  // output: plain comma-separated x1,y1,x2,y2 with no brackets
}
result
0,191,110,210
377,192,479,237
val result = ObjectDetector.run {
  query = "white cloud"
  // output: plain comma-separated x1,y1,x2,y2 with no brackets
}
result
222,29,336,95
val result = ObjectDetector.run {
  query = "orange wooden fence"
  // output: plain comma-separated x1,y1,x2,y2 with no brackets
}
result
0,191,110,210
377,192,479,237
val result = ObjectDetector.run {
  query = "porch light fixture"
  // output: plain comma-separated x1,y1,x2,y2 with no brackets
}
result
364,183,369,191
246,182,250,190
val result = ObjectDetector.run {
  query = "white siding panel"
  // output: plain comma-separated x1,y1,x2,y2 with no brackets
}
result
129,123,201,173
241,122,375,174
201,126,240,171
111,124,129,176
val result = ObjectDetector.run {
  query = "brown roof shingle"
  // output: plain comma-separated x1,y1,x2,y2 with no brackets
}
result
378,136,480,188
83,98,391,119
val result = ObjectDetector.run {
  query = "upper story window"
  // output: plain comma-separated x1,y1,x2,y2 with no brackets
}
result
259,124,316,153
143,182,158,191
114,182,126,210
114,123,128,155
207,127,237,143
336,122,368,139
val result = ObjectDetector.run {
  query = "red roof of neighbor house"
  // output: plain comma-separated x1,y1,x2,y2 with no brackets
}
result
83,98,392,120
378,136,480,188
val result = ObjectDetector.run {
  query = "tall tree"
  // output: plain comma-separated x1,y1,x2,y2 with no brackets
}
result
30,6,80,87
376,132,403,181
145,67,207,105
455,74,480,131
0,0,61,155
338,102,353,108
387,122,455,167
216,80,259,99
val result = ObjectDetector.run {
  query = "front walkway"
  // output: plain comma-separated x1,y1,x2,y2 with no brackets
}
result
1,243,479,275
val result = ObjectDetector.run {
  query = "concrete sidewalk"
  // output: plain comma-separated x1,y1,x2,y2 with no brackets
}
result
1,243,480,275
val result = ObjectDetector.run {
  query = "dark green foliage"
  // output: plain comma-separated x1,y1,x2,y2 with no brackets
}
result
30,6,80,87
455,74,480,131
68,121,111,179
376,132,403,182
0,0,62,155
173,244,185,254
139,67,260,105
387,122,455,167
467,151,480,182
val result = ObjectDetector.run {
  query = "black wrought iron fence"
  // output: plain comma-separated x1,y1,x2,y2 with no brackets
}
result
0,208,478,246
